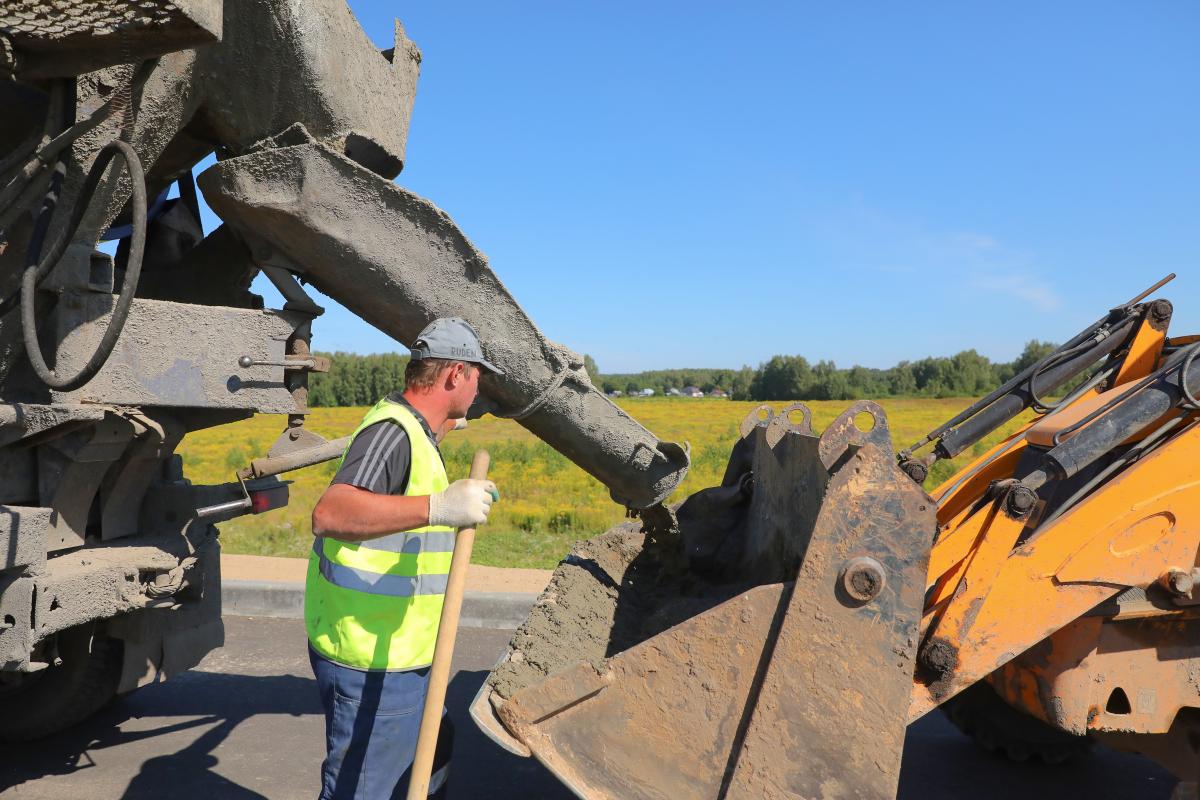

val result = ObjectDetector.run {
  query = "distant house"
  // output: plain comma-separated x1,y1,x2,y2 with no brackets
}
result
682,386,704,398
640,388,655,396
665,388,681,396
709,388,728,398
607,390,623,397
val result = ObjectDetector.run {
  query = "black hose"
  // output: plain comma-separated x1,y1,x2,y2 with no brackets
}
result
20,140,147,391
1034,343,1199,487
935,315,1136,460
0,130,40,188
1027,354,1070,414
0,79,68,233
1037,416,1188,530
1,63,150,238
901,305,1138,457
1049,368,1161,447
1180,343,1200,411
1026,339,1098,413
902,277,1174,460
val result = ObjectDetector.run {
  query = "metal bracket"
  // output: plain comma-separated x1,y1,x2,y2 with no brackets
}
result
237,354,330,372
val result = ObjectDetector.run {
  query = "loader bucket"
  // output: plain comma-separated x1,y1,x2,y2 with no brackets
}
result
472,402,936,799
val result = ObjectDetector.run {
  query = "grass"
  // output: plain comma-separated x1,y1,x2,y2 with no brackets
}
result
177,397,1029,569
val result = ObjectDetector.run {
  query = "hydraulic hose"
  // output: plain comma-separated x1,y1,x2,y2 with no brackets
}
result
900,275,1175,467
0,79,68,235
1180,342,1200,410
0,62,150,238
20,140,147,391
934,314,1136,460
1026,338,1101,413
1023,343,1200,491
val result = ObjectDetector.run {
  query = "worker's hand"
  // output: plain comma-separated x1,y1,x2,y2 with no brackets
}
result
428,479,499,528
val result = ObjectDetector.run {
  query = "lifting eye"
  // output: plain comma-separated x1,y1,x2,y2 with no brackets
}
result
1105,687,1132,715
853,411,876,433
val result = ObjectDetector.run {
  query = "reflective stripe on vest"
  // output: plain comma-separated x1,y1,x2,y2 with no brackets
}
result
312,540,451,597
304,398,454,670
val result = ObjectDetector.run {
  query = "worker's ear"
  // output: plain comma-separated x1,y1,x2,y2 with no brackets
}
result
445,361,468,389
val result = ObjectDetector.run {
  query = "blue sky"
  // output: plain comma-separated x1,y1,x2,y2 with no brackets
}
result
192,2,1199,373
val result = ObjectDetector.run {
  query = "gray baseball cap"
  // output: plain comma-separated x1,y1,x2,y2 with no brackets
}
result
409,317,503,375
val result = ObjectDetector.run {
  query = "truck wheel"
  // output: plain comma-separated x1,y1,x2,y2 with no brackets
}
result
0,623,124,742
941,680,1092,765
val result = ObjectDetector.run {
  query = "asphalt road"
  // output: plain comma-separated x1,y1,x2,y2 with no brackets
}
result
0,615,1179,799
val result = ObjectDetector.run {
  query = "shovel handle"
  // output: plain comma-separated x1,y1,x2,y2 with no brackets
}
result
407,449,490,800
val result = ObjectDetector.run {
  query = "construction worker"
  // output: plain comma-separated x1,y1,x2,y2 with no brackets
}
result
306,317,501,800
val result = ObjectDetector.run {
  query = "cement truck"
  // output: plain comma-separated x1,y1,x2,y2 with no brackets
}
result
0,1,687,740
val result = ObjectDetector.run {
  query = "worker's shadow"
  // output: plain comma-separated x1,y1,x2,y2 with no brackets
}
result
0,665,572,800
442,669,574,799
0,672,319,799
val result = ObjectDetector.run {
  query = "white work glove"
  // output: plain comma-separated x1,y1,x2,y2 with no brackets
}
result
428,479,499,528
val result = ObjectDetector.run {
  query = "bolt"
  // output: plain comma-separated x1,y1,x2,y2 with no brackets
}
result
1005,485,1038,519
899,458,928,484
1148,299,1174,331
1164,568,1194,597
920,637,958,680
840,556,886,603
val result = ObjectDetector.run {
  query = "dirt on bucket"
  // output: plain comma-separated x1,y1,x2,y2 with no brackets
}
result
486,514,747,702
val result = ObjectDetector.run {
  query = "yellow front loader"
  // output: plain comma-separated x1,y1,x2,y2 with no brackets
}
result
473,274,1200,799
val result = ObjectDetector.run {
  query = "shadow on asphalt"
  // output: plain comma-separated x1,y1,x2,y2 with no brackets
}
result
0,668,573,800
0,672,316,799
897,713,1177,800
0,664,1179,799
444,669,573,799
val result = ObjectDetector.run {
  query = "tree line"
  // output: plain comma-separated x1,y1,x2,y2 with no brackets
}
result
308,352,411,407
598,341,1056,401
307,341,1058,406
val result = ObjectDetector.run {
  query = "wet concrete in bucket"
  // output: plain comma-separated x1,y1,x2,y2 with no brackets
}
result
486,518,746,701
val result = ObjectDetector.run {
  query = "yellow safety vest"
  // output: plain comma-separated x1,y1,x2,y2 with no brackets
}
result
304,399,454,670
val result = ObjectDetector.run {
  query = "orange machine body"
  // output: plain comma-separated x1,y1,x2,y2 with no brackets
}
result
911,309,1200,780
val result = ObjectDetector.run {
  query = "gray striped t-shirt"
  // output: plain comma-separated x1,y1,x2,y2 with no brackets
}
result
331,394,439,495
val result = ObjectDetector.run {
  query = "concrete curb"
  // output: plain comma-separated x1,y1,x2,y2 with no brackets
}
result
221,579,537,630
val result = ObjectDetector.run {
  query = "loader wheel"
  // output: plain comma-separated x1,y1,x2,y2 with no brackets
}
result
0,623,124,742
941,680,1092,765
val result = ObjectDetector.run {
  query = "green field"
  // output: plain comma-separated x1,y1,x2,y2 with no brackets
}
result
178,397,1026,569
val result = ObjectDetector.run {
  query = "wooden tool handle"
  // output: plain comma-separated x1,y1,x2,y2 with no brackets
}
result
407,449,490,799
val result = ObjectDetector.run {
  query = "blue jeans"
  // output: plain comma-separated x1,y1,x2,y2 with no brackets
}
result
309,647,453,799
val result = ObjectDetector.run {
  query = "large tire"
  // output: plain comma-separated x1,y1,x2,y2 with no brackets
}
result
941,680,1093,765
0,623,124,742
